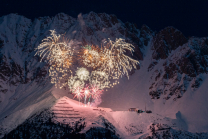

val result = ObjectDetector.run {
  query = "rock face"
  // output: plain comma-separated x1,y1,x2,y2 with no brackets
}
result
149,37,208,101
152,26,188,60
145,123,208,139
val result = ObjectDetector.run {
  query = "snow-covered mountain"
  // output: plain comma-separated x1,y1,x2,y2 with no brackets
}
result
2,96,208,139
0,12,208,138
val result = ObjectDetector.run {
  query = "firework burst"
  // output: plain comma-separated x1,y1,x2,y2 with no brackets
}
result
81,45,102,69
34,30,73,64
91,84,103,100
35,30,74,88
72,86,84,104
71,84,103,106
90,70,110,89
68,67,90,92
99,38,139,80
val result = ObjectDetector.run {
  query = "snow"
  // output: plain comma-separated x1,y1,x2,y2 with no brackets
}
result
0,78,187,138
98,37,208,133
0,81,207,138
0,81,54,135
28,95,185,139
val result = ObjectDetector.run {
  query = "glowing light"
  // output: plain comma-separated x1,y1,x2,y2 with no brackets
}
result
76,67,90,81
68,67,89,92
91,84,103,100
34,30,74,88
81,45,102,68
35,30,140,106
99,38,139,80
73,86,84,104
90,70,110,89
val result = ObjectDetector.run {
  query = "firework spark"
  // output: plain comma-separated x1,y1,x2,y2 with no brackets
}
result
81,45,102,69
82,85,91,105
90,70,110,89
68,67,90,92
73,86,84,104
99,38,139,80
35,31,139,106
91,84,103,100
35,30,74,88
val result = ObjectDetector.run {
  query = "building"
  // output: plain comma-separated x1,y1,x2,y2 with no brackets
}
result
146,110,152,113
137,109,143,113
128,108,138,112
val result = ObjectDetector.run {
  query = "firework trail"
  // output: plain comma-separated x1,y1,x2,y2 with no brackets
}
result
82,85,91,106
72,86,84,104
91,84,103,100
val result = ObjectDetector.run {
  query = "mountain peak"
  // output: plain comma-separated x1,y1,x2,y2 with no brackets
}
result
152,26,188,60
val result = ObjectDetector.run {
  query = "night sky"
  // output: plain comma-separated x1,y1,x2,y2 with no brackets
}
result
0,0,208,37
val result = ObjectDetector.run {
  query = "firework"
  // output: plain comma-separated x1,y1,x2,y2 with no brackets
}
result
76,67,90,81
68,68,105,105
35,31,140,106
35,30,74,88
71,82,103,106
99,38,139,80
73,86,84,104
82,85,91,105
91,84,103,100
90,70,110,89
81,45,102,69
35,30,73,65
68,67,90,91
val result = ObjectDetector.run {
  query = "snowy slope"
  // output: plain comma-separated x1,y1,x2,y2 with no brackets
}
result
2,96,208,139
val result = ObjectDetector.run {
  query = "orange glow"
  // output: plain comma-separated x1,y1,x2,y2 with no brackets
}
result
84,50,88,54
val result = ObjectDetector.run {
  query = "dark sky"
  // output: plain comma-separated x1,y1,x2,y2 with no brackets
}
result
0,0,208,37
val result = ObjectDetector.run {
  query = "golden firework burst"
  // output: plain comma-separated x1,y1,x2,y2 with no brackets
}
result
81,44,102,69
35,30,74,88
99,38,139,80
